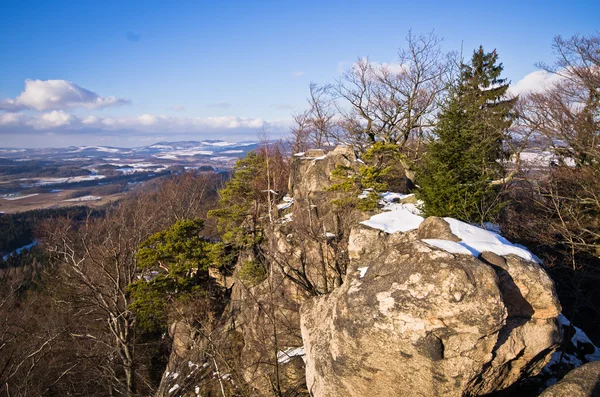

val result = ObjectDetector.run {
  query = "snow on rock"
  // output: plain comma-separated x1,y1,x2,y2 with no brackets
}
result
422,239,476,256
277,347,306,364
380,192,412,203
357,266,369,278
280,213,293,224
277,201,293,210
360,207,424,233
443,218,540,262
359,191,539,263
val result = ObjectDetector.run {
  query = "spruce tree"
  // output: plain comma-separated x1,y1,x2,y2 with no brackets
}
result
416,47,517,223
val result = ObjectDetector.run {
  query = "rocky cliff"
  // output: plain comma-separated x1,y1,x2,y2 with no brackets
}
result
157,146,599,397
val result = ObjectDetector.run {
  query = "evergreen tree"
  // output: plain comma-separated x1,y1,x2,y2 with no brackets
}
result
416,47,517,223
129,219,219,332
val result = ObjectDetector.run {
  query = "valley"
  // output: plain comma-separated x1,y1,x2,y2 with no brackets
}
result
0,140,257,213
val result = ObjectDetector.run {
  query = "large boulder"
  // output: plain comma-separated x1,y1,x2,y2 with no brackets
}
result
289,146,357,199
300,225,562,397
540,361,600,397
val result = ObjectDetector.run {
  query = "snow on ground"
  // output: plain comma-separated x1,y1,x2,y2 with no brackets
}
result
514,151,576,168
154,154,179,160
556,314,600,363
221,150,244,154
277,347,305,364
210,156,237,162
64,195,102,202
72,146,120,153
540,314,600,386
2,193,39,201
165,149,213,157
22,175,106,186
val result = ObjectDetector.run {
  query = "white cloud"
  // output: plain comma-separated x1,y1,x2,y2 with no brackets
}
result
0,79,129,111
0,112,24,126
509,70,565,96
292,71,305,78
26,110,73,128
0,112,286,135
137,114,158,126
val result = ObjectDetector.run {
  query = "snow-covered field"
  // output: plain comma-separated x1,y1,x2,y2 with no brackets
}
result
21,175,106,186
71,146,121,153
63,195,102,202
2,193,40,201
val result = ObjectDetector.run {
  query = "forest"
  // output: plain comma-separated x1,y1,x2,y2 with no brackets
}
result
0,32,598,396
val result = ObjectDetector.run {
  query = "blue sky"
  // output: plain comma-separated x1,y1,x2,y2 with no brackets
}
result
0,0,598,148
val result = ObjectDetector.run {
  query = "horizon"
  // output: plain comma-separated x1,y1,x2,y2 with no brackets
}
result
0,138,260,150
1,0,599,148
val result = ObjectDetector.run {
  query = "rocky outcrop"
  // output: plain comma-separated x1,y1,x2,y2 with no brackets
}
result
289,146,357,199
158,146,573,397
300,220,562,397
540,362,600,397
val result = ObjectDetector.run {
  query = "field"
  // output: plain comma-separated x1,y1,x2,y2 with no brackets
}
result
0,140,257,214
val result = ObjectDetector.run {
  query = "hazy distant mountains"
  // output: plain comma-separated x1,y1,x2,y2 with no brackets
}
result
0,140,260,165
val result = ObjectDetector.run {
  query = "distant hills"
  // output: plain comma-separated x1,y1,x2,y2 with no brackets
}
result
0,140,261,164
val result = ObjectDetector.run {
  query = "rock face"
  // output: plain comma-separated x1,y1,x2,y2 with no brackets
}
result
300,221,562,397
540,361,600,397
289,146,357,200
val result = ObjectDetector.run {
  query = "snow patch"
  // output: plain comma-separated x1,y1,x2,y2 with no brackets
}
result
277,347,305,364
64,195,102,202
277,201,293,210
443,218,539,262
422,239,476,255
2,193,39,201
358,266,369,278
360,207,424,233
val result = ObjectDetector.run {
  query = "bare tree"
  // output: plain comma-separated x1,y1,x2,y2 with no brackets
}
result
44,196,163,396
295,31,454,184
505,33,600,343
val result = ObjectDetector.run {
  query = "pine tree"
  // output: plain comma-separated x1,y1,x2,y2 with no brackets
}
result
416,47,517,223
129,219,219,332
